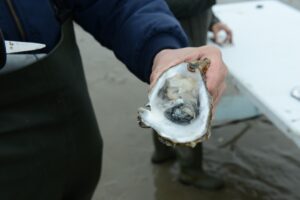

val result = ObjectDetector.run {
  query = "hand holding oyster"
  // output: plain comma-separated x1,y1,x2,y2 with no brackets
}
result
138,58,212,147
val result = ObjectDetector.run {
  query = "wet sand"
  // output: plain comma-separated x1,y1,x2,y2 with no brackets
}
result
74,1,300,199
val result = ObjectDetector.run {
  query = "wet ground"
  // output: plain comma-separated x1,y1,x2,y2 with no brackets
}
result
74,1,300,199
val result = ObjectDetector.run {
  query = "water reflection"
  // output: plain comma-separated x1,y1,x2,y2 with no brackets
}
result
152,148,263,200
150,117,300,200
204,118,300,200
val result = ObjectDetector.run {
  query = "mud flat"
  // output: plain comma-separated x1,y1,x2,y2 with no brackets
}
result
74,1,300,199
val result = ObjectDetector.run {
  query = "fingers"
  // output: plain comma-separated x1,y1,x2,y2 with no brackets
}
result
150,46,227,93
212,32,222,46
150,47,205,87
150,49,189,88
213,81,226,106
207,65,227,91
224,28,233,44
150,46,228,119
220,24,233,44
183,46,227,113
206,59,228,106
184,46,216,62
212,23,233,45
150,66,170,88
150,57,179,84
211,81,227,115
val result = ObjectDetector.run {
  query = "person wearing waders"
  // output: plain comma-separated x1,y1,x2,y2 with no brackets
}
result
0,0,227,199
151,0,233,190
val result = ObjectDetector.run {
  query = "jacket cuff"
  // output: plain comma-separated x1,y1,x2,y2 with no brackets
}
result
138,33,188,83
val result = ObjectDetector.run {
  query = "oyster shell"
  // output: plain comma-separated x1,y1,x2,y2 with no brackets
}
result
138,58,213,147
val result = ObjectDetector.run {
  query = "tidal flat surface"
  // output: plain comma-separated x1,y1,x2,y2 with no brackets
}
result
74,1,300,199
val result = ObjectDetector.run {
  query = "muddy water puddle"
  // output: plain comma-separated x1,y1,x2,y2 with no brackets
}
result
204,118,300,200
92,116,300,200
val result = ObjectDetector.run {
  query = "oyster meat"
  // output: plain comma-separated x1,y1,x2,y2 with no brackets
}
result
138,59,212,147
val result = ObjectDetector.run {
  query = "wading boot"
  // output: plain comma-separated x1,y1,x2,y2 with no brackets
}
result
177,144,224,190
151,131,176,164
178,168,224,190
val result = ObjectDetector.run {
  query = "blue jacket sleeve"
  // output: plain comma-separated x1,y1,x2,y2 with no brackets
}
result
71,0,189,83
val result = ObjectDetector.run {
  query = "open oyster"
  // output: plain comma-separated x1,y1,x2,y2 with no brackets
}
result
138,58,213,147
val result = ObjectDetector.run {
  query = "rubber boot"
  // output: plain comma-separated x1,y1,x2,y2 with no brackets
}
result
151,130,176,164
177,144,224,190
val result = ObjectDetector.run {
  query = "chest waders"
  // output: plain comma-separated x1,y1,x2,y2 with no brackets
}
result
0,20,102,200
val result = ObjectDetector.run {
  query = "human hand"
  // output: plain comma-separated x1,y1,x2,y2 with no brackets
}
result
150,46,228,113
211,22,233,45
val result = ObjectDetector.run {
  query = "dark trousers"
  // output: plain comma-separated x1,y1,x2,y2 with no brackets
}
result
0,20,102,200
179,8,212,47
0,119,102,200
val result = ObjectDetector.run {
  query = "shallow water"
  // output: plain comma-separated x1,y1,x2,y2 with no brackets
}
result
205,119,300,200
74,1,300,199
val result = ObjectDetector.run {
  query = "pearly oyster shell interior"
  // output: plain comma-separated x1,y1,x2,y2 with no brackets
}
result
138,59,213,147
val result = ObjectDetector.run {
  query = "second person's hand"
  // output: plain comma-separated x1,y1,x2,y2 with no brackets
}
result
211,22,233,45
